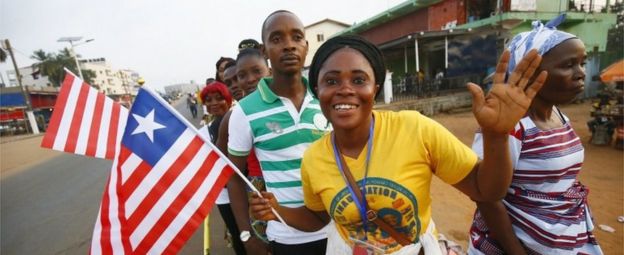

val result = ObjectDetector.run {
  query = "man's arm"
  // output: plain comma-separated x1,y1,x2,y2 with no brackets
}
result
227,156,268,254
226,106,268,254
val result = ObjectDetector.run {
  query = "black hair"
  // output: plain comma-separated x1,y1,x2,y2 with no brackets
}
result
308,35,386,99
261,10,296,43
224,60,237,70
215,57,235,82
205,77,215,85
236,48,268,65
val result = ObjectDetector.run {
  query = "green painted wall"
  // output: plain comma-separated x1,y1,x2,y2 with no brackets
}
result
508,13,616,52
460,12,617,52
536,0,568,13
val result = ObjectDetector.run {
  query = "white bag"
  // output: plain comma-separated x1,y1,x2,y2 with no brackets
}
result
325,220,445,255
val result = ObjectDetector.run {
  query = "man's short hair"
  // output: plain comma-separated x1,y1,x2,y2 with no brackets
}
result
261,10,295,43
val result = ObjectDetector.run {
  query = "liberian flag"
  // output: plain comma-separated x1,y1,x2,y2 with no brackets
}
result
41,70,126,159
90,86,234,254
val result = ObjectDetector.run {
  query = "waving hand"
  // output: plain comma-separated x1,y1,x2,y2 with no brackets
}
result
467,49,547,134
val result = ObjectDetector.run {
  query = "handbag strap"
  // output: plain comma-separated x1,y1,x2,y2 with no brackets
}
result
337,152,412,246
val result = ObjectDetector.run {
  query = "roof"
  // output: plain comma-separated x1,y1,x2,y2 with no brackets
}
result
455,11,614,29
305,18,350,29
337,0,442,36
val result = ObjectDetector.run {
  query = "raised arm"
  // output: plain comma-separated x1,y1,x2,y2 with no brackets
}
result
454,49,547,201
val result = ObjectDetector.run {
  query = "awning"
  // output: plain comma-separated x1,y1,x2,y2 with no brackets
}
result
600,59,624,83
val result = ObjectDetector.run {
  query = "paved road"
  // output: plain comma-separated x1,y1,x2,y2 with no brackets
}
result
1,98,234,255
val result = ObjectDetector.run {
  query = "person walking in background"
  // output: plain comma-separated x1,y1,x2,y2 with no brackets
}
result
434,68,444,94
187,93,198,119
469,14,604,255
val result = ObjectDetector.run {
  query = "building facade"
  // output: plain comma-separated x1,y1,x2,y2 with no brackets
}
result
6,66,52,88
338,0,617,99
304,19,350,67
80,58,141,105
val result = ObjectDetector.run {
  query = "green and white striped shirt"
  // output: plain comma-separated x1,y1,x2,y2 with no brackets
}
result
228,77,331,244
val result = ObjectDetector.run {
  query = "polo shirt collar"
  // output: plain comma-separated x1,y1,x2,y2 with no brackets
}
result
257,77,312,103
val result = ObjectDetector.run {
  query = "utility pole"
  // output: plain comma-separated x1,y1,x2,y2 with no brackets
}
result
70,43,84,80
3,39,40,134
58,37,93,80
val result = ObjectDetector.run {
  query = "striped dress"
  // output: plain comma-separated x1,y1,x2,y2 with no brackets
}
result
469,109,603,255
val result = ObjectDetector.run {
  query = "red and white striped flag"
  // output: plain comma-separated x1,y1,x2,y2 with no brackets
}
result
90,86,234,254
41,70,127,160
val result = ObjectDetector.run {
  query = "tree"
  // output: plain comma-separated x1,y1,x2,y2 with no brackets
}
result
603,1,624,68
30,48,95,86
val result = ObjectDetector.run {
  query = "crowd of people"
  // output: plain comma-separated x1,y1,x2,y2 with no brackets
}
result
193,10,603,255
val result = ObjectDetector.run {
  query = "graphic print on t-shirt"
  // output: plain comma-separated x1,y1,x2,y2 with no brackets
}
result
328,177,420,252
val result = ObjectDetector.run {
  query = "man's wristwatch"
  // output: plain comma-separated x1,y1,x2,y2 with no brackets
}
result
239,230,252,242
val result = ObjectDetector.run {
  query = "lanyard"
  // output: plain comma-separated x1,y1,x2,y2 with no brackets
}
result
331,117,374,239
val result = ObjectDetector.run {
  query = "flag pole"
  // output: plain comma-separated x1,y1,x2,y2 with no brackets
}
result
203,217,210,255
140,86,296,234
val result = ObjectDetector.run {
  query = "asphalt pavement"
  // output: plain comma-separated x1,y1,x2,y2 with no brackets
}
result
0,98,234,255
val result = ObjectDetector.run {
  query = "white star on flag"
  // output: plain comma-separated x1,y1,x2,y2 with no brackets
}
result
131,109,165,142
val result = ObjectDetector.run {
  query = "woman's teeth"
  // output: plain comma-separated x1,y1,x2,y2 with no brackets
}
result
334,104,356,110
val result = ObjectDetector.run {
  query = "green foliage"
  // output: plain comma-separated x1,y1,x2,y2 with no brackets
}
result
602,1,624,68
30,48,95,86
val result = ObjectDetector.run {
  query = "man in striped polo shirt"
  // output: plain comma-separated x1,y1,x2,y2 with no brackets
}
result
226,10,330,255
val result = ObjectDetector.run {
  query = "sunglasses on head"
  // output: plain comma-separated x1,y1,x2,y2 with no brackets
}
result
239,43,260,51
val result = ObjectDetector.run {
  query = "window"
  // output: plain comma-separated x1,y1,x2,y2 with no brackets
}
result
317,33,324,42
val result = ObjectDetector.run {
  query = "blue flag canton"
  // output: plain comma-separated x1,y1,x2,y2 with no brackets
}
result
122,88,187,166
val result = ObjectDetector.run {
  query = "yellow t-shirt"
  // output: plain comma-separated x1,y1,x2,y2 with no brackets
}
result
301,110,477,253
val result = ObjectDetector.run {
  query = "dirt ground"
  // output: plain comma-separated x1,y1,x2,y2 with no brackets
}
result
0,134,63,180
429,101,624,254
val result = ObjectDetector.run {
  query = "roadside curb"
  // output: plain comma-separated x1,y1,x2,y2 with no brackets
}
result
0,133,45,144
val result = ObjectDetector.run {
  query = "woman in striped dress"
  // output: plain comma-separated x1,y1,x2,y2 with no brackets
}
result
468,14,603,255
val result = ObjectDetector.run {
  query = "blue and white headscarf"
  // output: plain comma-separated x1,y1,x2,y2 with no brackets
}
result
507,14,577,75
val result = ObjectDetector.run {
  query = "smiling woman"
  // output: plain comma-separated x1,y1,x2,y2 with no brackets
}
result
249,34,548,254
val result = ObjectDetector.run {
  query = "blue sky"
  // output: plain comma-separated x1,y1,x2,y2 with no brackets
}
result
1,0,405,91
